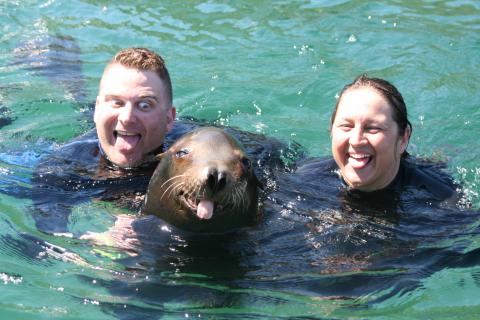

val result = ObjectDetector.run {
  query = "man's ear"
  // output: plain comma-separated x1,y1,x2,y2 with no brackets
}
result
166,106,176,132
93,96,100,124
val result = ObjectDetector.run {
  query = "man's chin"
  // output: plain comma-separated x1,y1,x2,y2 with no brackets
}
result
109,152,142,169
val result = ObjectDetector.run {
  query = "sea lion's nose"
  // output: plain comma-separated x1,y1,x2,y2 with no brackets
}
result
206,168,227,192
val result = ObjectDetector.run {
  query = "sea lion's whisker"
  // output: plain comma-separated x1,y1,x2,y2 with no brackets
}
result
167,182,184,199
161,181,184,201
160,181,178,200
159,174,186,189
231,186,241,210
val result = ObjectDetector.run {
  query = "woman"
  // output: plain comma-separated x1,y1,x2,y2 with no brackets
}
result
329,74,454,200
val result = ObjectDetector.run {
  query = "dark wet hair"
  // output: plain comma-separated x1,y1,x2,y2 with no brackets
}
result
108,47,173,106
330,74,412,157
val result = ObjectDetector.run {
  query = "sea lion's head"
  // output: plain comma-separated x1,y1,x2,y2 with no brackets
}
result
143,127,262,233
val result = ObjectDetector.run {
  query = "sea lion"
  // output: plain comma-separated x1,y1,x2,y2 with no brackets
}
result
143,126,262,233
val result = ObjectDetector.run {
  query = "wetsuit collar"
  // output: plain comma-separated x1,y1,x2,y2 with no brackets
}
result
97,141,164,172
336,161,404,193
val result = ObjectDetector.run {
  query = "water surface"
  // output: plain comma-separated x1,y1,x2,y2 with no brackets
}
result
1,1,479,319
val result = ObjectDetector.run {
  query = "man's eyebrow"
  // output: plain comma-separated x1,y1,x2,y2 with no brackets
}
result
104,94,121,100
103,94,159,102
139,95,159,102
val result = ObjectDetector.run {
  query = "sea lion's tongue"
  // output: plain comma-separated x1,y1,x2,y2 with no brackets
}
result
115,133,140,152
196,200,214,220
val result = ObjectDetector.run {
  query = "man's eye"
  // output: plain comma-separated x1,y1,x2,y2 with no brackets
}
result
110,99,123,107
137,101,153,111
175,148,190,158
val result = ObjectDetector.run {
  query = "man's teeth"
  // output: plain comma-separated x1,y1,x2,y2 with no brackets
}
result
116,130,138,136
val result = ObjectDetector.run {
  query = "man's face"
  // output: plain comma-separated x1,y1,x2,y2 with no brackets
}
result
94,63,175,168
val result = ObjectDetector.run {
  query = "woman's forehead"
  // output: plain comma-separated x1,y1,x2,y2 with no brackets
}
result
337,88,393,118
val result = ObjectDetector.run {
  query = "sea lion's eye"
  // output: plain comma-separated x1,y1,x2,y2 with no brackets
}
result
241,157,251,169
175,148,190,158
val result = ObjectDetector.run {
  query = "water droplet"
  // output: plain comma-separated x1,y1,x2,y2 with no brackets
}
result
347,34,357,43
253,102,262,115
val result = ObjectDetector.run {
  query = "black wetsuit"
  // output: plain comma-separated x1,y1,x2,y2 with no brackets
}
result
271,156,459,222
31,118,292,234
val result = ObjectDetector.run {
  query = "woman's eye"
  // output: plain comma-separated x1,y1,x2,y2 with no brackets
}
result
175,148,190,158
366,127,381,133
138,101,153,111
338,123,353,130
241,157,252,169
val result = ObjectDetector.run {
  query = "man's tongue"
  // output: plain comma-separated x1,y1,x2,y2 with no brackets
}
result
196,200,214,220
348,154,372,169
115,132,140,152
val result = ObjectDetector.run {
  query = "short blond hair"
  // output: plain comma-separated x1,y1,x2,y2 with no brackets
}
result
108,47,172,105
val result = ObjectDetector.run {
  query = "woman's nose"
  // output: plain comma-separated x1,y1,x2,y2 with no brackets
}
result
349,127,366,145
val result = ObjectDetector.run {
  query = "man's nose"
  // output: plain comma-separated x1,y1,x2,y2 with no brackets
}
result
117,102,136,123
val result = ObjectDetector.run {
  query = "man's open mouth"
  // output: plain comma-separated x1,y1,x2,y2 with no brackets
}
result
114,130,141,151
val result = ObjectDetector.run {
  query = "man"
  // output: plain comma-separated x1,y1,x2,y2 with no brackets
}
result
94,47,176,168
32,48,179,234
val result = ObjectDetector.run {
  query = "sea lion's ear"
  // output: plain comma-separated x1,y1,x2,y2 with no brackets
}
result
253,173,264,190
155,152,168,160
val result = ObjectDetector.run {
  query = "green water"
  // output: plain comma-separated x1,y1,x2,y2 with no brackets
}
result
1,1,479,319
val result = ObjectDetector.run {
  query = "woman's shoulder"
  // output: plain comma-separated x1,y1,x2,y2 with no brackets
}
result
401,157,457,201
295,157,338,175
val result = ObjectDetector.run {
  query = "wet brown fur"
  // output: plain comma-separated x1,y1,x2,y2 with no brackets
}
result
143,127,261,233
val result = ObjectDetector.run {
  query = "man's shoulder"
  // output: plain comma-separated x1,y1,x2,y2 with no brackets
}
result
37,128,100,177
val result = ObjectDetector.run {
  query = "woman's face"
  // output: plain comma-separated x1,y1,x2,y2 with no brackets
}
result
331,87,409,191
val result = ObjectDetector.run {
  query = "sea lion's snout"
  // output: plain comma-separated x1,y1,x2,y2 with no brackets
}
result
206,167,227,193
181,163,237,220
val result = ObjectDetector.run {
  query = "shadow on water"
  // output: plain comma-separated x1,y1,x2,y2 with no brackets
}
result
11,34,88,105
0,106,13,129
0,34,92,133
